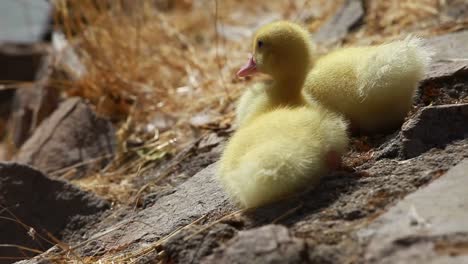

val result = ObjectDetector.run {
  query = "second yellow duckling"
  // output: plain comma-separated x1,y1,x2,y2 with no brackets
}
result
305,36,432,132
218,106,348,208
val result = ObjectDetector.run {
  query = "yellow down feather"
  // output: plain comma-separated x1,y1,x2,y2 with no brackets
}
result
219,106,348,208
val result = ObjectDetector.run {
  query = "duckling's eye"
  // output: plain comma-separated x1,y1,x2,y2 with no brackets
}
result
257,40,263,48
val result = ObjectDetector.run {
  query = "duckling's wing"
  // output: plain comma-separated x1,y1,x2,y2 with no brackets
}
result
357,36,433,100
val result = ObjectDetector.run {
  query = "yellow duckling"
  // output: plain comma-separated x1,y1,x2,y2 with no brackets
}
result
218,106,348,208
304,36,432,132
235,21,314,126
236,21,432,132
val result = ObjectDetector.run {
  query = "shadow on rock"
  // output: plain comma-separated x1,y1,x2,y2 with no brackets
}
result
245,170,362,226
0,162,109,262
401,103,468,158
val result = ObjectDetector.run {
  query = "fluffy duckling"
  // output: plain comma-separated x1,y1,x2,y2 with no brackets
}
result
218,106,348,208
236,21,432,132
235,21,314,126
304,36,432,132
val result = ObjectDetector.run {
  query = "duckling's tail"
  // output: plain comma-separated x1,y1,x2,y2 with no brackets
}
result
358,35,434,100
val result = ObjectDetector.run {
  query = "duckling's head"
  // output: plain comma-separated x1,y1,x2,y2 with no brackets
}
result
237,21,314,81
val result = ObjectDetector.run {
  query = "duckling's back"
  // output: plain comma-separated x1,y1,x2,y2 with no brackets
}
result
219,106,348,208
305,37,432,132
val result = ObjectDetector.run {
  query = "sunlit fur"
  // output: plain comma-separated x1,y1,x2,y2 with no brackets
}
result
235,21,315,126
219,106,348,208
305,36,433,132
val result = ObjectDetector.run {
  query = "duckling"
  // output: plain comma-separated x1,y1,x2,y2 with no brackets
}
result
218,106,348,208
304,36,432,132
236,21,432,132
235,21,315,126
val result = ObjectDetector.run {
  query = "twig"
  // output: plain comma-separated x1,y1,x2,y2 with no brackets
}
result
183,208,246,241
272,202,304,224
0,244,43,254
213,0,231,104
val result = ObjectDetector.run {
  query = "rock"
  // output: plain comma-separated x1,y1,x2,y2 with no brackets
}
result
306,241,361,264
426,31,468,62
15,140,468,263
140,134,224,194
15,98,116,179
373,133,402,160
425,61,468,81
360,159,468,263
401,103,468,158
198,132,224,150
75,163,232,256
416,31,468,111
0,0,52,43
202,225,308,264
0,162,109,262
313,0,364,45
164,224,237,263
424,31,468,81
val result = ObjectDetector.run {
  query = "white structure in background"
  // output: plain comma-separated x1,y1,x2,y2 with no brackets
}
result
0,0,51,43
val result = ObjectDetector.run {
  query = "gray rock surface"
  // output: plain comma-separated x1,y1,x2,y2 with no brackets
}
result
15,98,116,179
375,103,468,160
313,0,364,45
424,31,468,80
361,159,468,263
202,225,308,264
426,31,468,62
0,162,109,262
164,223,237,263
401,103,468,158
76,163,232,256
425,61,468,81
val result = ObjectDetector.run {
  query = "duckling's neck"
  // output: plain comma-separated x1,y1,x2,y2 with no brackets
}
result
268,74,307,106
